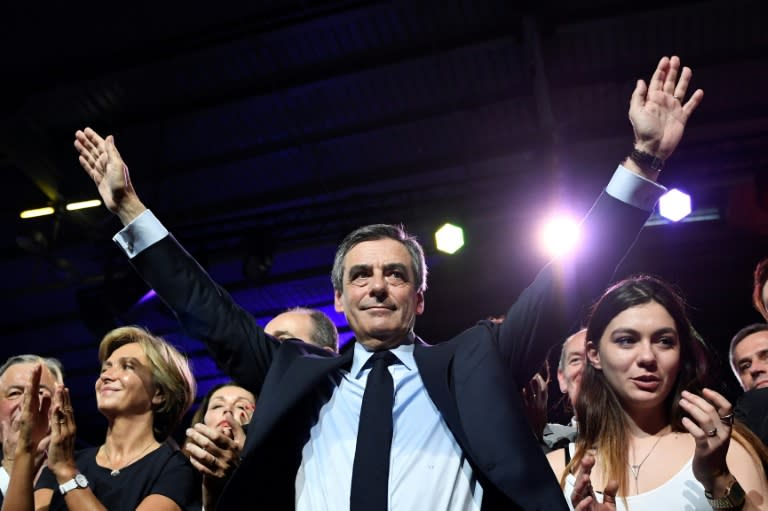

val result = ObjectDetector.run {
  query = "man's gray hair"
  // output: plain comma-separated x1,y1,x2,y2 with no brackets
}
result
331,224,428,293
558,329,587,373
728,322,768,381
288,307,340,352
0,354,65,385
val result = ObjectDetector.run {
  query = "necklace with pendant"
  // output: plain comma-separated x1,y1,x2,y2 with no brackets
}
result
102,440,158,477
628,431,666,494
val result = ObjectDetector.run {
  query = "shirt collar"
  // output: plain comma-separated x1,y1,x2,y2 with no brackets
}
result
351,340,415,379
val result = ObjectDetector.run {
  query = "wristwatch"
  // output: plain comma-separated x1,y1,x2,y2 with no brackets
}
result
704,477,746,509
59,473,89,495
628,148,665,173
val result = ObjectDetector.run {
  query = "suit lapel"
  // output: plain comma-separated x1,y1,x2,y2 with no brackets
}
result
414,340,471,451
243,346,354,455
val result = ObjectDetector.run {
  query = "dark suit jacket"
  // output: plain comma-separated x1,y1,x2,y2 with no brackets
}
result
131,191,650,510
735,387,768,448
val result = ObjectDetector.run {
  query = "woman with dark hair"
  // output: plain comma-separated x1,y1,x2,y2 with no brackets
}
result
4,326,201,511
547,275,768,510
183,382,255,511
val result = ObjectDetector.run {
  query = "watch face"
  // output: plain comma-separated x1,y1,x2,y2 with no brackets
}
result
75,473,88,488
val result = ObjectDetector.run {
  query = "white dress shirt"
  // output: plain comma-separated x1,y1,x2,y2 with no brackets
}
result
0,465,9,496
295,341,482,511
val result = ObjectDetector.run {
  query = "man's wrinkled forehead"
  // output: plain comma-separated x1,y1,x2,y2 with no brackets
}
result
736,331,768,357
343,239,415,273
0,363,56,392
565,331,587,353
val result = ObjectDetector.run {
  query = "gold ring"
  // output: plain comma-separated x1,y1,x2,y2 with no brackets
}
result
57,419,65,424
63,407,74,413
719,413,735,426
706,428,718,437
673,95,682,103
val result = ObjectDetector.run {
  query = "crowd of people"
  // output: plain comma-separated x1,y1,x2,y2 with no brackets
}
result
2,54,767,510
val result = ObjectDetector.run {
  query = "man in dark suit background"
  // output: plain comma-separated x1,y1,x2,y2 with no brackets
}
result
74,55,702,509
728,324,768,448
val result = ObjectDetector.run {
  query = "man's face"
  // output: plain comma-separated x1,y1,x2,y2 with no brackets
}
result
0,362,57,444
557,330,587,406
733,330,768,390
265,311,318,345
334,238,424,350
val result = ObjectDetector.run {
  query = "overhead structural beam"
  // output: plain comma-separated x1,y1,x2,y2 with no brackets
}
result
521,16,556,141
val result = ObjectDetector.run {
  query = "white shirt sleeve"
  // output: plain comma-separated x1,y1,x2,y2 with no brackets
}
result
112,210,169,259
605,164,667,212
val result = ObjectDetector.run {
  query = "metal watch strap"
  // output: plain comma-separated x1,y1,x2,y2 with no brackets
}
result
704,477,746,509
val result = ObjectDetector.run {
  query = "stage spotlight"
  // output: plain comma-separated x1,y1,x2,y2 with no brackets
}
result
658,189,691,222
539,215,581,258
435,223,464,254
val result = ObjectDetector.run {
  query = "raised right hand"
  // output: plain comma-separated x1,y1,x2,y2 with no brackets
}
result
74,127,146,225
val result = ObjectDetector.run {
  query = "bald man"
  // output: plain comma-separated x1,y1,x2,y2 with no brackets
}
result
265,307,339,353
540,329,586,452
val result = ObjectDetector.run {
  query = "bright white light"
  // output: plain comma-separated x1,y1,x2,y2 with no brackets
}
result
20,207,55,219
658,189,692,222
66,199,102,211
435,223,464,254
539,215,581,258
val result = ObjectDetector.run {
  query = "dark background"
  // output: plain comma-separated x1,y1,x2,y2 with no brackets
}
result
3,0,768,444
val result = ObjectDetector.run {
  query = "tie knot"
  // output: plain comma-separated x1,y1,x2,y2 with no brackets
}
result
369,350,398,367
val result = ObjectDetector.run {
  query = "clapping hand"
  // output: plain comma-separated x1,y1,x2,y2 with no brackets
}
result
11,364,52,471
679,388,734,490
46,385,79,476
570,451,619,511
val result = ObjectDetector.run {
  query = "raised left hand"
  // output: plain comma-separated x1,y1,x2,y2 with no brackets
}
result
46,385,79,477
628,55,704,160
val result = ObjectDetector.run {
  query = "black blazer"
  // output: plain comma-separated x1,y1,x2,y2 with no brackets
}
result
131,191,650,510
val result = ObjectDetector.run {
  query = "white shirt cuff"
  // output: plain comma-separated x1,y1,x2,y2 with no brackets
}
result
605,165,667,212
112,210,169,259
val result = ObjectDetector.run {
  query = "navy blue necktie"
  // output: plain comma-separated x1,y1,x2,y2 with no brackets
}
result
350,351,398,511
